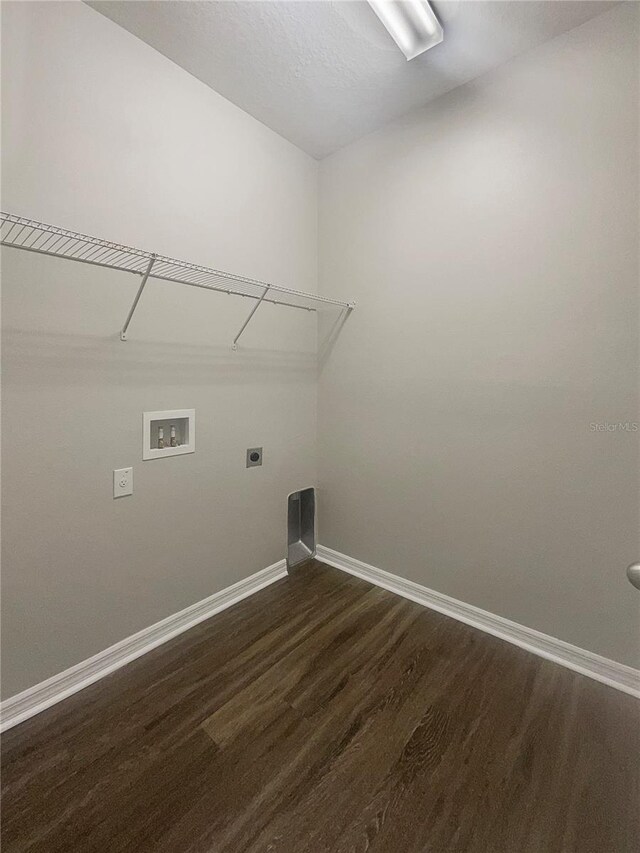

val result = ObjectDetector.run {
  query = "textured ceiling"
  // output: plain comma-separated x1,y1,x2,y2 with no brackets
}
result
87,1,618,159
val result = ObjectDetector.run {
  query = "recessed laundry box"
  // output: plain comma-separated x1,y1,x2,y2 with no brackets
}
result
287,487,316,569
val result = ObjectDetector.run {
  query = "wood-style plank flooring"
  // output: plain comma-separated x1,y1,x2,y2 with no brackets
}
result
1,560,638,852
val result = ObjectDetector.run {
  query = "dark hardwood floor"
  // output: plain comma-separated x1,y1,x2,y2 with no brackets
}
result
1,560,638,852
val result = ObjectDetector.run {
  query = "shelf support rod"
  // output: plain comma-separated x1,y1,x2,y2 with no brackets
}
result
232,285,270,350
120,254,157,341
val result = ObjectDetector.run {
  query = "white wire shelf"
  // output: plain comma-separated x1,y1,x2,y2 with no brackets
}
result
0,212,354,346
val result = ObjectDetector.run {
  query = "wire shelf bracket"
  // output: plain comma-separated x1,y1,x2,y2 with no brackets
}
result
120,254,157,341
0,212,355,347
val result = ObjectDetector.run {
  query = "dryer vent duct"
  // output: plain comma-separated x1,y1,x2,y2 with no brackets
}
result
287,487,316,569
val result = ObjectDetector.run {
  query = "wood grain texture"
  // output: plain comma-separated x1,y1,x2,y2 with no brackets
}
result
1,560,638,852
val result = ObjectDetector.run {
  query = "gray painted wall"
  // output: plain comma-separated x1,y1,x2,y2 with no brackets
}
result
318,4,640,667
2,1,638,701
1,1,318,698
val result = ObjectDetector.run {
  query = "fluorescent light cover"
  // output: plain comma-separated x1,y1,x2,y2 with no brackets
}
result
368,0,443,60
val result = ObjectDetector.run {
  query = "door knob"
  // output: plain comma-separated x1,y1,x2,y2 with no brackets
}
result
627,562,640,590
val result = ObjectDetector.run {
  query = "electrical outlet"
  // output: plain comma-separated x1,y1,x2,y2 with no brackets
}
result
246,447,263,468
113,467,133,498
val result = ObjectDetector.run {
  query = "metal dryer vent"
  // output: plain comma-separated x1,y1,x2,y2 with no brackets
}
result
287,487,316,569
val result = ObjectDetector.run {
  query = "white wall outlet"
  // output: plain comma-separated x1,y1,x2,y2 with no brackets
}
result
113,467,133,498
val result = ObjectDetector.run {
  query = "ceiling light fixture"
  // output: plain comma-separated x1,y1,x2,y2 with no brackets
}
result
368,0,443,61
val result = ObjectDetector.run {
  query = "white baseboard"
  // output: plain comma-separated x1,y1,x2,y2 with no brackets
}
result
316,545,640,699
3,547,637,732
0,559,287,732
